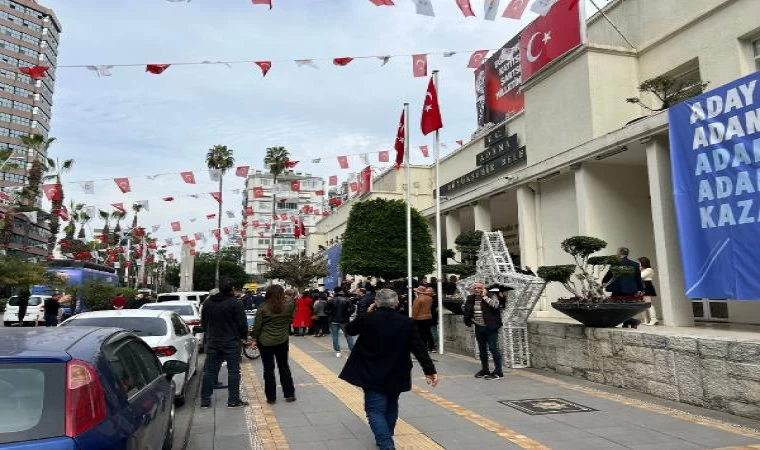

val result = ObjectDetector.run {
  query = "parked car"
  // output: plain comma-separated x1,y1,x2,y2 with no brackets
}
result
2,295,48,327
140,301,204,353
60,309,198,405
0,327,187,449
156,292,208,307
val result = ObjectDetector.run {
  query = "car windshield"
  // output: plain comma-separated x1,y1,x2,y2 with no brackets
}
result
157,295,180,302
62,317,167,337
0,364,65,444
142,304,194,315
7,296,44,307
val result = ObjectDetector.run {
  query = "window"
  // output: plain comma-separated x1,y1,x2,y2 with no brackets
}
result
171,314,189,336
103,338,150,398
143,304,194,316
62,317,168,337
753,38,760,71
126,340,162,382
0,363,65,444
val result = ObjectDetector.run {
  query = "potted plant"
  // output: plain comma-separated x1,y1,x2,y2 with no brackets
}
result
537,236,650,327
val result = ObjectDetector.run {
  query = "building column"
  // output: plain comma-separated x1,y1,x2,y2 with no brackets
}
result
445,209,461,262
645,136,694,327
573,164,593,235
516,186,538,273
473,199,492,232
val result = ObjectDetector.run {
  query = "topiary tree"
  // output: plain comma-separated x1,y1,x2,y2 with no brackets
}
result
537,236,635,303
340,198,434,280
626,75,709,112
455,230,483,266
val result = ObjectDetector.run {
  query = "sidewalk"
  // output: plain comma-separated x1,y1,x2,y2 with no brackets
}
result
190,337,760,449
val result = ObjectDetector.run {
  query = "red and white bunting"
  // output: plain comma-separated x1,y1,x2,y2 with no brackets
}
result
180,172,196,184
290,180,301,192
333,57,354,66
235,166,250,177
467,50,489,68
42,183,62,201
20,65,49,80
171,221,181,232
255,61,272,77
253,186,265,198
419,145,430,157
206,213,216,219
378,150,389,162
163,196,175,202
112,203,126,213
284,160,300,168
369,0,394,5
210,192,222,203
412,54,428,77
455,0,476,17
328,175,338,186
337,156,349,169
251,0,273,9
114,177,131,193
456,139,464,146
146,64,171,74
502,0,530,19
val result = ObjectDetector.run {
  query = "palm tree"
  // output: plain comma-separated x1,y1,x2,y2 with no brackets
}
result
131,202,144,230
111,210,126,246
77,206,91,240
263,146,290,259
42,156,74,256
98,210,110,244
19,134,55,207
62,200,80,241
206,145,235,288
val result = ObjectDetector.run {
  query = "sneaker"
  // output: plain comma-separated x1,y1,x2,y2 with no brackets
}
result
285,397,296,403
200,402,211,408
227,400,250,408
486,371,504,380
474,369,489,378
431,349,437,353
335,352,341,358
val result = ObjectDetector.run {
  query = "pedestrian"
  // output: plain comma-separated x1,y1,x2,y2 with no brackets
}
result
43,293,63,327
339,288,439,450
463,282,506,380
111,291,127,310
291,291,313,336
356,285,376,317
128,293,148,309
312,293,329,337
638,256,659,325
325,287,355,357
603,247,644,328
250,284,296,404
411,286,435,352
200,283,250,408
16,289,30,326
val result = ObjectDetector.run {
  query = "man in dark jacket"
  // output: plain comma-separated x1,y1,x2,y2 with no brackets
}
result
325,287,355,357
200,283,250,408
463,282,506,380
339,288,438,450
356,285,376,318
604,247,644,328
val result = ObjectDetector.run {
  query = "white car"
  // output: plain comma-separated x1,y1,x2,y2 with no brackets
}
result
140,301,205,352
59,309,199,405
3,295,47,327
156,291,208,307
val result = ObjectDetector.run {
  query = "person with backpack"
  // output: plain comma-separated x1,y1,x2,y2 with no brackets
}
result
325,287,355,357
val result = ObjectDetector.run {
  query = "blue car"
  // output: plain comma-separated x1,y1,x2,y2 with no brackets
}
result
0,327,188,450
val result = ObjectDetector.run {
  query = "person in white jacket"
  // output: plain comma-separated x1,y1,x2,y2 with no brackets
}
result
638,257,659,325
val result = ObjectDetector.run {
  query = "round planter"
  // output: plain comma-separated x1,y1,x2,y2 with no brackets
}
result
551,301,651,328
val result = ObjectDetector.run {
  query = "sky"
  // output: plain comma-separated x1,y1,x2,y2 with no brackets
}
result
41,0,609,252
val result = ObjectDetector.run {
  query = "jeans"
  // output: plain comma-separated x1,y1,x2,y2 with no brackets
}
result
259,341,295,402
415,319,434,351
474,325,502,373
201,341,242,404
44,315,58,327
364,389,400,450
316,316,329,335
330,322,354,352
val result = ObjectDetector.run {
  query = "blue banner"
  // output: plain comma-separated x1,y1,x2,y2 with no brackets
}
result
669,71,760,299
323,244,342,291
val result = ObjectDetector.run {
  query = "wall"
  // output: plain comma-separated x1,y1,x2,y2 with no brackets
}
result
528,320,760,421
586,50,641,137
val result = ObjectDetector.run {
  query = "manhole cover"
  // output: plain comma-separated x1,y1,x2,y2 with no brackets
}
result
499,398,597,415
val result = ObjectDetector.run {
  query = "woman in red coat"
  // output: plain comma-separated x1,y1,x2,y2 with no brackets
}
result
292,293,314,336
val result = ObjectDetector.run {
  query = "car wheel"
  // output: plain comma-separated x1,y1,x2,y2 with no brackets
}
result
174,373,188,407
162,403,175,450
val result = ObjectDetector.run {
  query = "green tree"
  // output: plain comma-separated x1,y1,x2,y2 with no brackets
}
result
98,210,110,240
193,259,249,291
206,145,235,288
42,156,74,256
626,75,709,112
19,135,56,207
111,210,127,246
0,257,52,288
340,198,434,280
263,146,290,258
263,253,328,290
455,230,483,266
131,202,144,230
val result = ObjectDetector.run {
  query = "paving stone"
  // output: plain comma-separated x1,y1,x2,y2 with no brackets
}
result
214,434,251,449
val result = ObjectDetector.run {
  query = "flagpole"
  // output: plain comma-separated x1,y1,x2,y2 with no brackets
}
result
432,70,444,354
404,102,413,319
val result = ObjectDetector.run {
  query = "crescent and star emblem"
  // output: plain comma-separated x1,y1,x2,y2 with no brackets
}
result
415,59,426,70
526,30,552,63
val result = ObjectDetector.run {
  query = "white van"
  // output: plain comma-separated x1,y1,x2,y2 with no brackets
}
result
3,295,49,326
156,291,208,307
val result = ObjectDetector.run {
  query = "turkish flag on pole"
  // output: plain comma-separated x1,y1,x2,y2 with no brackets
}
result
235,166,250,177
255,61,271,77
412,54,427,78
328,175,338,186
180,172,196,184
467,50,489,68
266,246,273,258
114,178,131,193
171,221,181,232
421,77,443,135
251,0,272,9
210,192,222,203
294,219,301,238
520,0,581,80
502,0,530,19
378,150,389,162
419,145,430,157
42,184,62,201
337,156,349,169
394,108,406,168
333,57,354,66
145,64,170,74
455,0,476,17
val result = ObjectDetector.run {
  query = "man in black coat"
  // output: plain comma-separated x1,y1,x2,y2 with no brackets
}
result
339,288,438,450
604,247,644,328
325,287,356,357
462,282,507,380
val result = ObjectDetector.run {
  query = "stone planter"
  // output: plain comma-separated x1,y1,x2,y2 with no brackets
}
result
552,301,651,327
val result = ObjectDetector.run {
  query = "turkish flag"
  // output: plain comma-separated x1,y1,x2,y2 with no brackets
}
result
333,57,354,66
114,178,131,193
213,243,220,252
252,0,272,8
421,77,443,135
253,220,260,228
253,186,264,198
502,0,530,19
329,175,338,186
20,66,49,80
520,0,581,80
112,203,126,213
255,61,271,77
394,108,406,168
266,246,272,258
223,227,230,235
290,180,300,192
467,50,488,68
235,166,250,177
284,161,299,168
369,0,394,5
163,197,175,202
315,189,324,196
207,213,216,219
194,232,203,240
412,54,427,78
280,213,288,221
59,206,69,221
210,192,222,203
42,183,62,201
145,64,170,74
419,145,429,157
181,235,190,243
455,0,475,17
294,219,301,239
246,206,254,216
349,182,358,192
378,150,389,162
337,156,349,169
212,229,221,241
171,221,181,232
180,172,196,184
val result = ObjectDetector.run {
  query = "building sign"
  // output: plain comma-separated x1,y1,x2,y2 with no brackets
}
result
476,35,523,127
669,71,760,299
439,144,526,197
477,129,521,166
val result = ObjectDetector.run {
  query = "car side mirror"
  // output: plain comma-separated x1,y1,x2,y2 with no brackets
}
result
163,360,189,378
192,326,204,334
